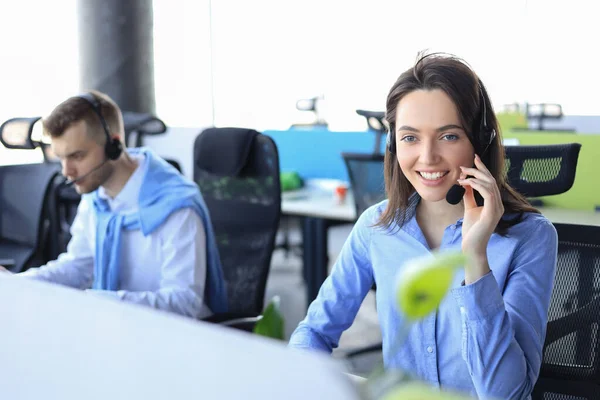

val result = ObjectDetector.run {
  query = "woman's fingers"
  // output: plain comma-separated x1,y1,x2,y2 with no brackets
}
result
458,178,493,200
460,154,494,182
457,178,504,216
461,179,477,209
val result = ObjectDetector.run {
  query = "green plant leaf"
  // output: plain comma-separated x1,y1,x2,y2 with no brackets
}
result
396,250,468,320
363,251,473,399
253,296,285,340
381,381,473,400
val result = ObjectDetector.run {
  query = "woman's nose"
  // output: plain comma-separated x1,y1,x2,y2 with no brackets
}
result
419,142,440,164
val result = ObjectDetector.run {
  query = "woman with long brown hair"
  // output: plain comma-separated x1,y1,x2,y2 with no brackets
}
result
289,53,558,399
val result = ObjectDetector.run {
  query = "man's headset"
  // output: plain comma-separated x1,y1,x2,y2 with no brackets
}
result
62,92,123,186
385,81,497,205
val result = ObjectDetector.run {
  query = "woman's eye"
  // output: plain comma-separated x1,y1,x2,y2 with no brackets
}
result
442,134,459,141
400,135,417,142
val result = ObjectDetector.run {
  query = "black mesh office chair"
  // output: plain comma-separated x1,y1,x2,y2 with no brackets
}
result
0,117,63,271
0,163,61,272
532,223,600,399
341,152,386,217
519,103,575,132
504,143,581,203
356,109,386,155
194,127,281,331
122,111,167,147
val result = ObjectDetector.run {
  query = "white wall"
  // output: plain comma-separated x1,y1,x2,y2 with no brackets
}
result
143,126,206,179
0,1,79,124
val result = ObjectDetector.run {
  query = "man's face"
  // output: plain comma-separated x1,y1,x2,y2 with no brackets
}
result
51,120,113,194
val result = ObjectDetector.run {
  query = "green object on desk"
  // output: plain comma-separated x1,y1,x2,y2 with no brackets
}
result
280,171,303,192
253,296,285,341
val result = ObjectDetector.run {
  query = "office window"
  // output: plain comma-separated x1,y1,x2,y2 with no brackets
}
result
153,0,598,131
0,0,78,165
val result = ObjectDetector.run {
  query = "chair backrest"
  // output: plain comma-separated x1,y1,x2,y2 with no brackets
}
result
525,103,575,132
193,128,281,316
0,163,60,272
46,180,81,259
122,111,167,147
165,159,182,174
532,223,600,399
355,110,386,155
504,143,581,198
341,152,386,217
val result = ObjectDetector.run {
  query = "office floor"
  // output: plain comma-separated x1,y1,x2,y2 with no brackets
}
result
265,218,383,376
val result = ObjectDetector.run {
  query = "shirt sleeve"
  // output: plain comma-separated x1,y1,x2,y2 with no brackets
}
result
18,198,95,289
87,208,209,319
450,218,558,400
288,209,375,353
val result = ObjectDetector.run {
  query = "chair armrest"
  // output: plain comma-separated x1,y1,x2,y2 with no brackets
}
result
220,315,263,332
202,312,263,332
0,258,16,270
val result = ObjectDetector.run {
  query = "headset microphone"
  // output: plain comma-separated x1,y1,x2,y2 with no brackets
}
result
446,184,465,205
62,158,109,187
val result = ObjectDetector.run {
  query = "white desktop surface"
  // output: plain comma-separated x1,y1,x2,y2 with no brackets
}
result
282,189,355,221
538,207,600,226
0,277,359,400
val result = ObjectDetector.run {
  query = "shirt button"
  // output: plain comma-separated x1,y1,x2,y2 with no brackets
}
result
427,346,434,353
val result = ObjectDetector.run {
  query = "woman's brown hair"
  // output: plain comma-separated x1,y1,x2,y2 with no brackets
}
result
376,53,538,235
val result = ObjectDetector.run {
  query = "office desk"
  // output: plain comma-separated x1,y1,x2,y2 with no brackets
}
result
282,190,355,221
0,276,360,400
282,189,600,308
537,207,600,226
282,189,355,306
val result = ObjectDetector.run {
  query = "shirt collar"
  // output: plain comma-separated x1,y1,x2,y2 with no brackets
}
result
402,193,465,232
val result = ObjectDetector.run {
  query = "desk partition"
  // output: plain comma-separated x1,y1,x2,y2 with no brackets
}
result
264,128,384,182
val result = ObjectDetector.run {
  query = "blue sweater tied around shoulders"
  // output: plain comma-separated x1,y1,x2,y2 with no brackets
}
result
87,147,227,314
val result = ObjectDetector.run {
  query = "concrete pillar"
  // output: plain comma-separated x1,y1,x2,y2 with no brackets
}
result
77,0,155,113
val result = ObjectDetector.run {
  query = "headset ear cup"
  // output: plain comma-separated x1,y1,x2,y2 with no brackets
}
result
106,138,123,160
387,131,396,154
489,128,497,146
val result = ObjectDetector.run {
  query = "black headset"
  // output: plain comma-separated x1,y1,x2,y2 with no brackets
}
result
386,82,497,156
77,92,123,160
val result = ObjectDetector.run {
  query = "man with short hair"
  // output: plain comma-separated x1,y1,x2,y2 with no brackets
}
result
0,90,227,319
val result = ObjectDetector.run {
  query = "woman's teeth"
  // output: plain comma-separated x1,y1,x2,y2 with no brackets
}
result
419,171,447,180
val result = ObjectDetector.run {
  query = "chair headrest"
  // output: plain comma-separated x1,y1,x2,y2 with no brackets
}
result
195,127,260,177
122,112,167,135
0,117,42,150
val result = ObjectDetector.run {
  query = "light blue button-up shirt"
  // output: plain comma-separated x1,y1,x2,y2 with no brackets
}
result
289,200,558,400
